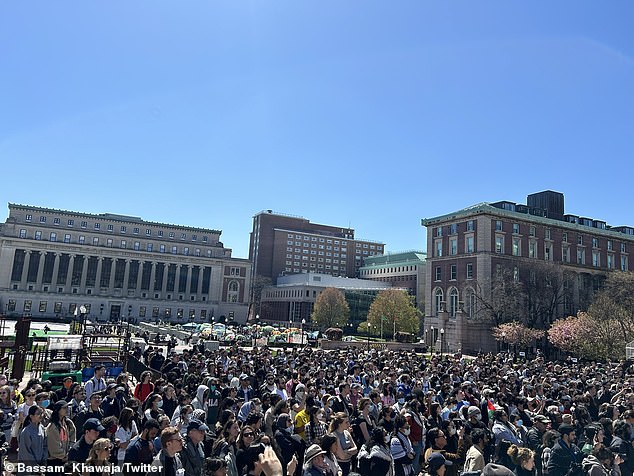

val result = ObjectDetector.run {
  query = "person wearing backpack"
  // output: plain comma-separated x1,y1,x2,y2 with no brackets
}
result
358,427,395,476
391,414,415,476
351,398,375,448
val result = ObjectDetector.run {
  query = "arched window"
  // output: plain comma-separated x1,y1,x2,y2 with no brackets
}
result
228,280,239,303
449,287,459,317
434,288,443,316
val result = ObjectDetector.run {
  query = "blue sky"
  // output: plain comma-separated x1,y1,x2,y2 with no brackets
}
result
2,2,633,259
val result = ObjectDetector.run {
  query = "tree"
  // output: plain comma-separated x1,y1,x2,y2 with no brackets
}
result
311,287,350,329
473,267,526,325
366,289,419,337
249,276,272,319
548,312,598,358
492,321,545,349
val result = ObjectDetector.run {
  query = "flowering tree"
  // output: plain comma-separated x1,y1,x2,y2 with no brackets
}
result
492,321,544,349
547,313,593,355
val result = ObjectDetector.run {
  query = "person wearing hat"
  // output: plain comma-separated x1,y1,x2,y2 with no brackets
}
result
302,443,329,476
68,417,104,463
427,452,453,476
546,424,583,476
73,390,105,438
527,415,551,476
238,374,257,402
181,419,208,476
101,383,122,418
482,463,515,476
46,400,77,467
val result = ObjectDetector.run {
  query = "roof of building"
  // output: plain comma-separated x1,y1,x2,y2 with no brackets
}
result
276,272,393,290
421,202,634,241
8,203,222,235
360,250,426,268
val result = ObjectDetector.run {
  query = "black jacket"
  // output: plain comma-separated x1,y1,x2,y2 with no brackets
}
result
546,439,582,476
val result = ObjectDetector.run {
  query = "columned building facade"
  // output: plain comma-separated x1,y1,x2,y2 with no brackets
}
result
0,204,250,323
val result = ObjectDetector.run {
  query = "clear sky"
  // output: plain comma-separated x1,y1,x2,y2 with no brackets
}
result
2,2,633,259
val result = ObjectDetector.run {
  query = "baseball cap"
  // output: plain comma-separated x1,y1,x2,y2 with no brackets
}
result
427,453,453,472
84,418,105,433
187,419,209,432
534,415,551,424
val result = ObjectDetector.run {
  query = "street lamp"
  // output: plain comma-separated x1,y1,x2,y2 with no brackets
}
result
502,332,506,353
301,318,306,346
440,328,445,357
367,321,371,351
431,326,435,354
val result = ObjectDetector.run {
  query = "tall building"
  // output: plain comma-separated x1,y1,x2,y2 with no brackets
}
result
0,204,251,323
421,191,634,354
359,251,426,313
249,210,385,282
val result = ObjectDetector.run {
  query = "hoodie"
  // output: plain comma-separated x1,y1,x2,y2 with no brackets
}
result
192,385,209,412
582,454,621,476
358,443,395,476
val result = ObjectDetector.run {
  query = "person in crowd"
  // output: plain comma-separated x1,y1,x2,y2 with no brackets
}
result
150,426,184,474
302,443,330,476
357,427,394,476
84,365,107,400
134,371,155,402
68,417,103,463
236,424,258,474
583,444,623,476
276,413,304,475
390,414,415,476
212,418,240,476
115,407,139,468
320,433,343,476
329,412,357,476
305,406,328,446
83,437,115,476
546,424,583,476
508,445,536,476
46,400,76,468
18,405,47,470
427,452,454,476
74,391,105,437
143,393,165,423
464,428,488,473
610,420,634,476
123,418,160,471
0,384,17,444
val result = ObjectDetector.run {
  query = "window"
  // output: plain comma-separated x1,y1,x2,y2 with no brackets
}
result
183,247,189,256
435,267,441,281
562,232,568,243
495,220,503,231
180,233,186,240
449,288,458,317
578,235,583,245
67,219,74,227
545,244,552,261
621,255,628,271
40,216,46,223
107,224,113,231
607,240,613,251
592,237,599,248
592,251,600,267
39,301,47,313
434,288,443,316
467,220,474,231
466,263,473,279
450,265,457,280
608,254,614,269
529,226,535,237
120,226,126,233
35,231,42,240
81,221,87,228
106,238,113,247
64,234,71,243
121,240,127,249
24,300,32,312
577,248,585,265
512,223,520,234
169,232,175,238
146,229,151,236
495,236,504,254
436,227,443,237
529,241,537,258
19,229,26,238
158,231,163,237
50,232,57,242
435,240,443,257
147,243,153,252
171,246,177,254
25,214,32,221
512,238,521,256
562,246,570,263
622,243,627,253
160,244,165,253
94,223,100,230
465,236,474,253
92,237,99,246
449,238,457,256
450,224,457,234
545,228,551,240
134,242,141,251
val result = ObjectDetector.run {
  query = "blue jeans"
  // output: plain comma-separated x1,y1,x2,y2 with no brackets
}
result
412,441,423,475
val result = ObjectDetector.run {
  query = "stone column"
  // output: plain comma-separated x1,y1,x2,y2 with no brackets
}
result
20,251,31,285
80,256,89,292
51,253,61,289
123,260,131,291
185,265,193,295
174,264,182,295
108,259,116,290
161,263,169,294
136,262,144,294
95,258,103,289
65,255,75,289
36,252,46,285
149,262,157,295
196,267,203,296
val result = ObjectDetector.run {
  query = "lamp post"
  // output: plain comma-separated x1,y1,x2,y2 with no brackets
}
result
502,332,506,353
380,316,384,342
440,328,445,357
301,318,306,346
431,326,435,354
367,321,371,351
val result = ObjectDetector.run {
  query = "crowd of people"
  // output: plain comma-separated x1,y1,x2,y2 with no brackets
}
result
2,340,634,476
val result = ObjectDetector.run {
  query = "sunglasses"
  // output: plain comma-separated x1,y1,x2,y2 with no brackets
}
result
243,432,255,437
26,394,36,397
